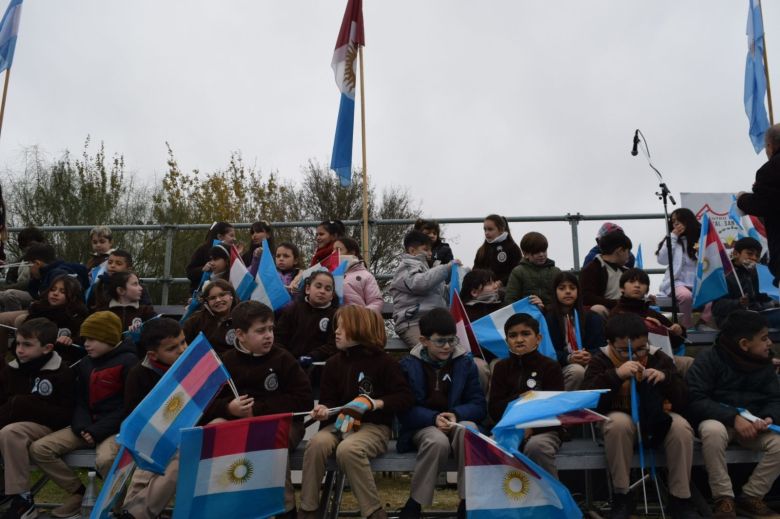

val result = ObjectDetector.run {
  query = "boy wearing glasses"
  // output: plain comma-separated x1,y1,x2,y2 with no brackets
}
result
582,313,695,519
397,309,486,519
488,312,564,478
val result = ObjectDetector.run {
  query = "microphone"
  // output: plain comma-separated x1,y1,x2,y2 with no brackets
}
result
631,130,640,156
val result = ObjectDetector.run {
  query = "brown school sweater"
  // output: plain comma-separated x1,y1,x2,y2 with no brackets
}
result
274,300,337,361
205,344,314,421
488,349,565,423
319,344,414,429
182,308,236,355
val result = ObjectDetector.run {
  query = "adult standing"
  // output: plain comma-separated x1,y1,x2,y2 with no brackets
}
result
738,124,780,286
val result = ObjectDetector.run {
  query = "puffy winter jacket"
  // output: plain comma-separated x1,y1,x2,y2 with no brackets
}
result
343,258,384,314
389,253,449,327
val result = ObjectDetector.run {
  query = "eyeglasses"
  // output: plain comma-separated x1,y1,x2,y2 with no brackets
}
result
207,291,233,302
615,347,648,357
426,336,459,347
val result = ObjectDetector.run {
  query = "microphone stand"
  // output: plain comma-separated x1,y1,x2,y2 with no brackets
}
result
633,130,679,325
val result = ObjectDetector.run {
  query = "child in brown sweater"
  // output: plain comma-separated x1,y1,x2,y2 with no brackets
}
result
299,306,414,519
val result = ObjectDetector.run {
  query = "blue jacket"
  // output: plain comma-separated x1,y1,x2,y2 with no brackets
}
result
27,260,89,299
397,343,486,453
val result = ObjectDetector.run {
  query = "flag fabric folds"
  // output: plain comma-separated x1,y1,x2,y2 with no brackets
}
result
757,263,780,300
332,259,349,304
745,0,771,153
644,319,674,359
471,298,556,360
635,244,644,269
118,333,231,473
90,446,136,519
491,390,607,450
174,414,292,519
692,213,734,307
180,271,211,324
464,429,581,518
253,239,292,310
330,0,365,186
84,260,108,303
0,0,22,74
229,246,256,301
450,289,483,358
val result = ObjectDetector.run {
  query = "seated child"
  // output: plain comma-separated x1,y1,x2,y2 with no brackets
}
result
30,311,137,519
390,231,452,348
413,219,453,267
504,231,562,307
299,306,414,519
182,278,238,355
99,271,156,335
24,274,89,364
122,318,187,519
0,226,45,312
579,230,632,318
711,237,780,329
275,242,302,295
0,318,75,519
275,271,338,366
686,310,780,518
543,272,605,390
488,313,564,478
87,249,152,311
397,308,486,519
86,225,114,271
582,222,636,269
204,301,314,518
460,269,503,323
243,219,274,269
185,222,235,291
472,214,521,287
204,242,230,283
582,313,695,519
333,236,384,314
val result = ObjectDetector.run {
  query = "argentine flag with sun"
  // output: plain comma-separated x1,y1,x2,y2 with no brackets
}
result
463,429,581,518
174,413,292,519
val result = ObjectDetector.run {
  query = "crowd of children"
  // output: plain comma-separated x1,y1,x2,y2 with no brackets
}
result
0,214,776,519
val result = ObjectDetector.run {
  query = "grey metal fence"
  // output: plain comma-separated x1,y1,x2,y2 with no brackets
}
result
8,212,667,305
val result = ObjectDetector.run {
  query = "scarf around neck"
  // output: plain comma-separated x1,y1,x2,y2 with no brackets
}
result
486,232,508,245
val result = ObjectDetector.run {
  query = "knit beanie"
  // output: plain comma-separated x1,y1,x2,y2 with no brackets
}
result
597,222,623,239
81,311,123,347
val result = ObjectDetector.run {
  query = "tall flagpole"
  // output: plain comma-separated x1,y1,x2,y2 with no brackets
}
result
760,0,775,124
0,68,11,140
358,45,370,265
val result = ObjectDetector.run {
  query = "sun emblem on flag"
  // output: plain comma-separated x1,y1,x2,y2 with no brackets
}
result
163,392,184,422
502,470,530,501
344,40,358,93
225,458,254,486
701,258,710,274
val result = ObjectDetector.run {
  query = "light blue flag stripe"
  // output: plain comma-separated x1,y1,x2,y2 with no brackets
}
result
635,244,644,270
331,93,355,186
257,238,291,310
745,0,771,153
757,263,779,300
0,0,22,74
332,259,349,304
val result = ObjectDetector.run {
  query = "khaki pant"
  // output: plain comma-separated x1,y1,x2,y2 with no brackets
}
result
410,421,475,505
300,423,390,517
0,422,52,494
562,363,586,391
602,411,693,498
524,431,561,478
123,454,178,519
699,419,780,499
396,322,421,349
30,427,118,494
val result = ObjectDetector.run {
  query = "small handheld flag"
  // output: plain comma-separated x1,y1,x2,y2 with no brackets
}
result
330,0,365,186
118,333,232,473
180,271,211,324
635,244,644,269
692,213,734,307
90,446,135,519
174,414,292,519
253,239,292,310
450,289,483,359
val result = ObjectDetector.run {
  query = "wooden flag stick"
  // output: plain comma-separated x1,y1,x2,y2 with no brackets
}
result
0,68,10,140
358,45,370,265
760,0,775,124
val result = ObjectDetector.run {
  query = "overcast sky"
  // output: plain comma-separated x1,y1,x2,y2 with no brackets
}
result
0,1,774,287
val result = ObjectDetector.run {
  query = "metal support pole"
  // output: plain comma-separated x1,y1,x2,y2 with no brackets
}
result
162,226,175,305
567,213,582,270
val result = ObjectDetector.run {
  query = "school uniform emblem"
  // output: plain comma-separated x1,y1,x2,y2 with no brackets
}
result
33,377,53,396
226,328,236,346
131,317,143,330
357,371,374,396
57,328,71,338
526,371,537,389
496,246,507,263
264,372,279,391
319,318,330,332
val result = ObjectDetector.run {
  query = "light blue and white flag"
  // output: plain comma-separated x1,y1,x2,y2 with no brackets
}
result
745,0,771,153
330,0,364,186
0,0,22,74
90,446,135,519
692,213,733,307
118,333,231,473
635,244,644,270
253,239,291,310
757,263,779,300
471,298,556,360
84,259,108,303
332,259,349,304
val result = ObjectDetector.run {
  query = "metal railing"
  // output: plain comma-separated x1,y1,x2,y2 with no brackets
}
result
7,212,667,305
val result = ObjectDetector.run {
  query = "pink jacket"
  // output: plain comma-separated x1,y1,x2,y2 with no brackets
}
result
343,260,384,314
